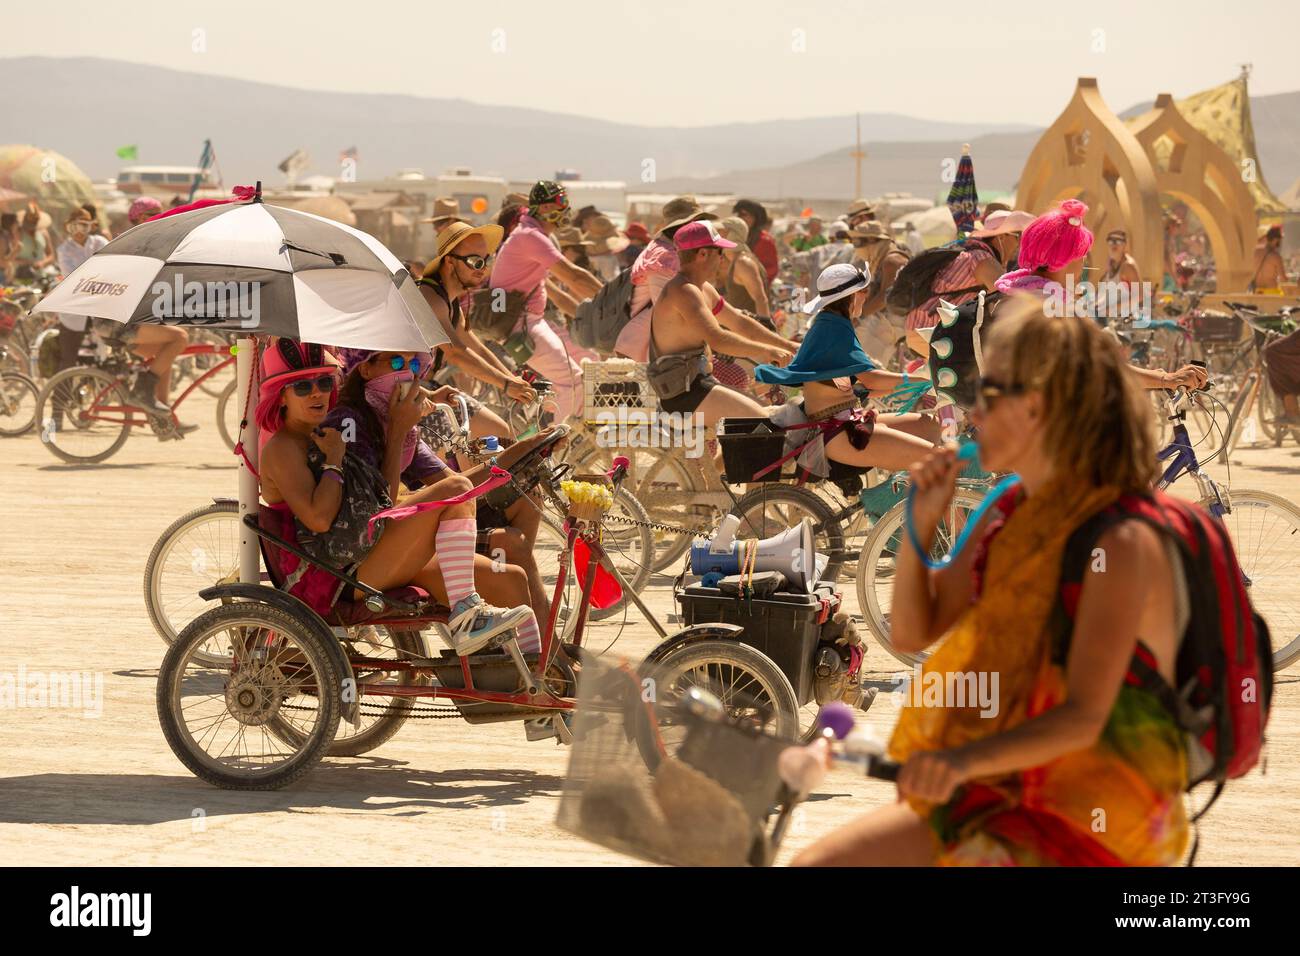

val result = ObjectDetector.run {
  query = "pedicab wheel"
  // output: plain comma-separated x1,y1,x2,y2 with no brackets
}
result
157,603,341,790
216,376,239,452
35,366,133,464
634,640,799,773
144,500,243,659
855,489,985,666
269,626,429,757
727,483,846,583
0,371,39,436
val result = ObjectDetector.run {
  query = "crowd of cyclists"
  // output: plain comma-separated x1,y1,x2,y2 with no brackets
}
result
7,178,1295,864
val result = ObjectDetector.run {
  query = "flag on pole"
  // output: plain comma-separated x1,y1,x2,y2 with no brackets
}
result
946,145,979,237
278,148,311,182
339,146,358,163
188,139,215,202
115,145,138,161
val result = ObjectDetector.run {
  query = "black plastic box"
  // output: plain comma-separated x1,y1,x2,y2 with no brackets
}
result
716,417,788,482
676,582,837,705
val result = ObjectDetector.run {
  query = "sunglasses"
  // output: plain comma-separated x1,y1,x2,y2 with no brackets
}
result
1107,237,1125,245
449,252,492,270
974,376,1025,411
389,354,424,375
289,374,336,397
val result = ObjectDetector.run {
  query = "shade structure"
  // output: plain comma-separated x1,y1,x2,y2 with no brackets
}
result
35,198,447,354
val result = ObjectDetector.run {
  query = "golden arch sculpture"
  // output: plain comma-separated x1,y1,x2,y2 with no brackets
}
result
1127,93,1259,291
1015,79,1165,285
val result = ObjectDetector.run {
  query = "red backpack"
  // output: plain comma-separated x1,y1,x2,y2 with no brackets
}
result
1049,489,1273,812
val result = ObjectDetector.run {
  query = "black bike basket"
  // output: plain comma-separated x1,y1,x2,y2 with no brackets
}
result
717,417,788,482
1191,310,1243,344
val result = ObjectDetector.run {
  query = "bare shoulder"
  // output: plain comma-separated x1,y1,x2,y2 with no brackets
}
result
1093,518,1166,579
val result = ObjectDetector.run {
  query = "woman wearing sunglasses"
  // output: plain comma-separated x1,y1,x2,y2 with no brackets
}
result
258,340,534,657
325,350,562,639
795,301,1192,866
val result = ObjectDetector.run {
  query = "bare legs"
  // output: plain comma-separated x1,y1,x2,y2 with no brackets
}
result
791,802,937,867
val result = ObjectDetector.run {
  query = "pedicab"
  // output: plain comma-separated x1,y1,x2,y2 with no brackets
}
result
35,183,812,789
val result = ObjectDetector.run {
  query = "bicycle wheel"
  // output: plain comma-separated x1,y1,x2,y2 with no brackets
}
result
636,453,715,573
727,483,846,583
1220,490,1300,670
636,640,799,773
270,625,430,757
157,602,341,790
143,501,244,657
35,365,135,463
216,376,240,452
855,489,985,666
0,371,38,436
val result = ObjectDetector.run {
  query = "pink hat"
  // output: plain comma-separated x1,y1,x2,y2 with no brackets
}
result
128,196,163,222
969,209,1035,238
254,338,338,437
673,220,736,252
1017,199,1094,272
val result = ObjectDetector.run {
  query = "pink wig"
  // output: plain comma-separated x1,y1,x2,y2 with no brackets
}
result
1017,199,1094,272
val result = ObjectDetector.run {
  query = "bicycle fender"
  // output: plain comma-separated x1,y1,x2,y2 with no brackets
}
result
641,623,746,668
197,583,361,726
211,496,238,505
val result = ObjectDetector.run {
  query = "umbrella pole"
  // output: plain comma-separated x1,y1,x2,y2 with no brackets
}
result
236,335,260,584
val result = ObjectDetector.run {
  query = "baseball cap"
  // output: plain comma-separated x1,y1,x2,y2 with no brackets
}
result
674,220,736,251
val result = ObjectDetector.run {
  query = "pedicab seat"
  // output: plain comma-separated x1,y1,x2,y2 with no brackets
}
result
251,507,452,626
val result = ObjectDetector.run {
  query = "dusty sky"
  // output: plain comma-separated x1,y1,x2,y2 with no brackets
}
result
8,0,1296,127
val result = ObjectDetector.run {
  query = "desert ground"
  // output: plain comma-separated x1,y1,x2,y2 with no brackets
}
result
2,384,1297,867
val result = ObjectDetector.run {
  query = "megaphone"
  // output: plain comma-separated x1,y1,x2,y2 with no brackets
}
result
690,516,818,592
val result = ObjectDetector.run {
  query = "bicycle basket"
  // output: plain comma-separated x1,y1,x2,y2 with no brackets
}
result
1191,310,1243,344
716,417,788,482
557,656,795,867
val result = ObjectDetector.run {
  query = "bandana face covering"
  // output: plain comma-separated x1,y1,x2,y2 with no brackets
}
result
364,370,419,471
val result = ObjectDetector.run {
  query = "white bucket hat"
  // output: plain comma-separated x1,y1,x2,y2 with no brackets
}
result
803,261,872,313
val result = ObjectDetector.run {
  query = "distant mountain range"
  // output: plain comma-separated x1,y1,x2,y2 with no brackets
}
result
658,90,1300,203
3,57,1296,204
1,56,1035,187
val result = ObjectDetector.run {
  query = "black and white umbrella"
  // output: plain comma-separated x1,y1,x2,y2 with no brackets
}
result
35,193,446,353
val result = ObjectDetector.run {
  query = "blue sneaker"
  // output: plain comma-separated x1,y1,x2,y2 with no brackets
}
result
446,594,531,656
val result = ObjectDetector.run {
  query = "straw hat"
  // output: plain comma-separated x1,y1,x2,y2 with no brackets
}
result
847,198,876,219
584,215,630,254
849,220,891,242
969,209,1034,238
420,196,467,226
503,192,528,208
657,195,718,235
423,219,505,275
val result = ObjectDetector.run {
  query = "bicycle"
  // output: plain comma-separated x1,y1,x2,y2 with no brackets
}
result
1209,303,1299,457
155,457,800,789
0,344,38,436
142,391,655,655
33,337,238,463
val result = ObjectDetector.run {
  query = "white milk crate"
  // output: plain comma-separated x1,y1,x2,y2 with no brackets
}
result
582,358,660,425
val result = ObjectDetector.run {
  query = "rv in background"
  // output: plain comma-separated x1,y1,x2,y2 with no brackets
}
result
115,165,221,199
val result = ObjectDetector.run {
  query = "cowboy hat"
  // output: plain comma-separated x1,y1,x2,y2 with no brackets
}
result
657,195,718,235
969,209,1034,238
849,220,891,242
423,219,505,276
847,198,876,219
420,196,467,225
583,215,631,255
555,226,595,250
